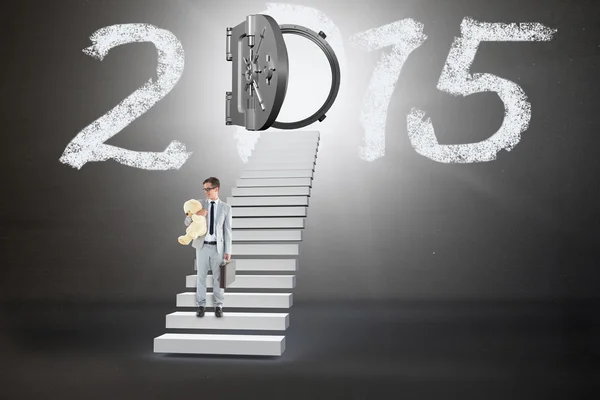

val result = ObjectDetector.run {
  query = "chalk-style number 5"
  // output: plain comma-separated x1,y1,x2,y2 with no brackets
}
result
407,18,556,163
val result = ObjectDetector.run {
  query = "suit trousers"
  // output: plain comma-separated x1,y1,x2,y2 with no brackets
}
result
195,243,225,307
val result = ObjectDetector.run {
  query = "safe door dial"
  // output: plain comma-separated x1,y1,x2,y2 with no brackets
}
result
226,14,289,131
226,14,341,131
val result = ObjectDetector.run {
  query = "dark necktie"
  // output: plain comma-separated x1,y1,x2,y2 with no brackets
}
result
209,201,215,235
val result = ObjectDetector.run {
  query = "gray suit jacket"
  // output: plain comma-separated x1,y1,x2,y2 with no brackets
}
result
184,198,232,254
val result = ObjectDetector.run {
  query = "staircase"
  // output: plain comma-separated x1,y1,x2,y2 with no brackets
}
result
154,130,319,356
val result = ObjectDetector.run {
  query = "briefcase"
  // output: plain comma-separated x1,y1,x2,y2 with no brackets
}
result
219,260,236,289
193,258,236,288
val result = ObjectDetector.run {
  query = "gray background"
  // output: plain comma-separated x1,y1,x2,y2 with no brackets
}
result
1,0,597,304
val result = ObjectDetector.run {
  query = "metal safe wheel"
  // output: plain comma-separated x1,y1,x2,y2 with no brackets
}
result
226,14,341,131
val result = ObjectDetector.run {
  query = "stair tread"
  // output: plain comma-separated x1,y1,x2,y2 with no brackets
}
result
188,274,294,277
178,292,291,296
231,187,311,196
237,178,312,186
166,311,289,330
156,333,285,341
232,218,304,228
169,311,288,317
232,207,306,217
205,259,296,271
154,333,286,355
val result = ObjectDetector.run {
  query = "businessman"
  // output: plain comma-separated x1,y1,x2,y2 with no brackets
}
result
184,177,232,318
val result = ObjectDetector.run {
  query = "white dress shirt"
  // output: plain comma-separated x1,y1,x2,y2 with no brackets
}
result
204,197,220,242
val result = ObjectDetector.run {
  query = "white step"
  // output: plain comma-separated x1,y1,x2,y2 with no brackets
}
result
154,333,286,356
241,170,314,179
233,230,302,241
187,274,296,288
257,137,318,144
248,159,316,168
176,292,293,308
257,133,319,141
251,148,317,156
259,130,321,140
258,130,319,139
232,217,304,228
254,140,318,148
245,162,315,170
253,141,318,150
249,154,317,163
195,258,297,271
224,259,297,271
254,137,319,145
253,144,318,153
227,196,308,206
232,186,310,196
165,311,289,330
236,178,312,187
232,243,298,255
252,148,317,156
259,130,319,136
233,206,306,217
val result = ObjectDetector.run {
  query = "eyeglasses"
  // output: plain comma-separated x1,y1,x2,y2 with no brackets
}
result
203,187,216,192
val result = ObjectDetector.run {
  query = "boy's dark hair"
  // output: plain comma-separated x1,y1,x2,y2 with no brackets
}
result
203,177,220,188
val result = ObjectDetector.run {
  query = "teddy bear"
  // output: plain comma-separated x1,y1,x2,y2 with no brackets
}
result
178,199,208,245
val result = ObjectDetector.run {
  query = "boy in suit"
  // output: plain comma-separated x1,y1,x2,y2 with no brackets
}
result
184,177,232,317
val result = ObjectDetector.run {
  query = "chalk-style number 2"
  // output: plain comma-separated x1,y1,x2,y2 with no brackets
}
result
59,23,191,170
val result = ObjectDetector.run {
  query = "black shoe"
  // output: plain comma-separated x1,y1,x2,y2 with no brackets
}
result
215,307,223,318
196,306,205,317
